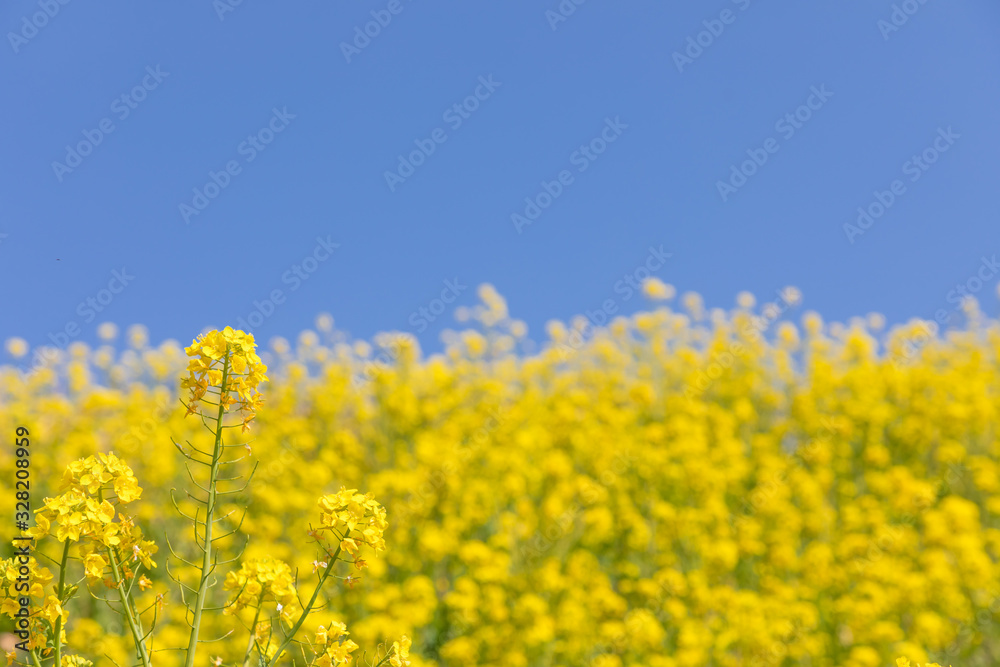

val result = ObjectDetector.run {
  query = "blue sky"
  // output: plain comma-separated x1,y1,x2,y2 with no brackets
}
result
2,1,999,354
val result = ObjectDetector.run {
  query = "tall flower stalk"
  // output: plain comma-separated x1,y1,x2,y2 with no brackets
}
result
175,327,267,667
1,326,408,667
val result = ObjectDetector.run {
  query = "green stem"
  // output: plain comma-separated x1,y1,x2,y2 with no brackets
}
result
265,547,341,667
241,594,265,667
183,350,231,667
29,649,43,667
52,539,71,667
106,544,152,667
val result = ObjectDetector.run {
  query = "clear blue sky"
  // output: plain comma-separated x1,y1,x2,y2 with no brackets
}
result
2,1,999,354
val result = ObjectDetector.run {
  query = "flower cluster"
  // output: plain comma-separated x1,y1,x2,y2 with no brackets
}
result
308,622,359,667
314,487,388,564
182,326,268,430
27,453,156,585
223,556,301,624
390,635,412,667
29,453,141,546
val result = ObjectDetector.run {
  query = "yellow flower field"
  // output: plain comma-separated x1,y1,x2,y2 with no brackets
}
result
1,284,998,667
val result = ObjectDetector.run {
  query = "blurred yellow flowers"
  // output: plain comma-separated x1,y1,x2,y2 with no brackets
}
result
4,294,1000,666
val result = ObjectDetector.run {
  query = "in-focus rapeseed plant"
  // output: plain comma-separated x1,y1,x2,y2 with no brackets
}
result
1,327,404,667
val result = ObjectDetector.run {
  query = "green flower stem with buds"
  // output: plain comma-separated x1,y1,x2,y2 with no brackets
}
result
240,592,265,667
264,546,341,667
183,348,230,667
95,487,152,667
52,539,70,667
106,542,152,667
